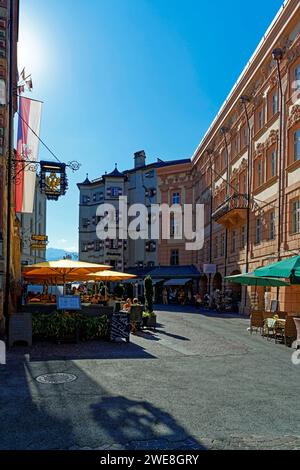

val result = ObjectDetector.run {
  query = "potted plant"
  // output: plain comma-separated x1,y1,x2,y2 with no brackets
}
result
142,310,157,329
143,276,157,328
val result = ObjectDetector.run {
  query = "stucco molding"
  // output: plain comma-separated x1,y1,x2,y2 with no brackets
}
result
265,129,279,149
287,104,300,130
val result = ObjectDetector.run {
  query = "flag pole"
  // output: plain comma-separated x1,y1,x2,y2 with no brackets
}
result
3,0,14,345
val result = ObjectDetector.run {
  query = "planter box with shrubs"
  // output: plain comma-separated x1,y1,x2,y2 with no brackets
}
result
32,311,109,343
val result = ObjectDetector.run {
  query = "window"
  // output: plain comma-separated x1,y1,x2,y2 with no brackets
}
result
93,192,104,202
144,170,154,178
231,230,236,253
294,130,300,161
240,173,247,194
241,225,245,248
272,92,278,116
271,149,277,177
214,237,218,258
95,240,102,252
292,200,300,234
223,149,228,169
170,215,180,237
206,240,210,262
170,249,179,266
172,192,180,204
256,217,261,244
257,161,262,187
258,110,263,130
81,241,88,253
242,127,248,148
111,187,121,197
221,234,225,257
82,195,90,204
82,218,90,228
146,241,156,252
294,64,300,91
270,212,275,240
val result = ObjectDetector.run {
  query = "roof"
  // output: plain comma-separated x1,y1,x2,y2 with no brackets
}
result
124,158,191,174
148,265,201,279
77,158,191,188
104,165,124,178
125,266,154,277
77,174,91,187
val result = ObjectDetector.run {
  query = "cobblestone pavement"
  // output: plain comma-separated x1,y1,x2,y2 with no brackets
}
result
1,307,300,450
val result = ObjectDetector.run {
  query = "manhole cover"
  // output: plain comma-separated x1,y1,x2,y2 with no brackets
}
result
35,373,77,384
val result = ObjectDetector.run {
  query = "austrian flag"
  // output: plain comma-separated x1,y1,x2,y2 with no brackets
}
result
15,96,42,213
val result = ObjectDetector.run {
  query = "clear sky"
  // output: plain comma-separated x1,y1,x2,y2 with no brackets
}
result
18,0,284,252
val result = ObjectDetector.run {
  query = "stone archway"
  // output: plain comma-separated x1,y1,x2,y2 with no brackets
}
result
212,273,222,291
199,275,208,296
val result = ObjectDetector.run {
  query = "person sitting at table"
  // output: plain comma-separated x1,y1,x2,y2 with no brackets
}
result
91,294,100,304
123,298,132,311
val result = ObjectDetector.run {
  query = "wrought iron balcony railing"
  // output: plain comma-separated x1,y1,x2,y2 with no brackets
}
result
212,193,249,224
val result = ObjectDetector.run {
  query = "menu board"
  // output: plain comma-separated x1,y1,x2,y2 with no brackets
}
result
110,312,130,342
57,296,81,311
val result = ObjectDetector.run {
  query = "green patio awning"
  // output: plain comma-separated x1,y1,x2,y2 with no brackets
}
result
225,273,290,287
254,255,300,280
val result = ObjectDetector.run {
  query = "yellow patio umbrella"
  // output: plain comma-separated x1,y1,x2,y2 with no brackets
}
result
88,270,137,282
23,259,109,290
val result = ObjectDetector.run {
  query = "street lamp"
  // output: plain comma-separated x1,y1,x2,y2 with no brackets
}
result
272,48,283,263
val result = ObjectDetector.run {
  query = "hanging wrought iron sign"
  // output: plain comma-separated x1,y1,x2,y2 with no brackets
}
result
39,161,68,201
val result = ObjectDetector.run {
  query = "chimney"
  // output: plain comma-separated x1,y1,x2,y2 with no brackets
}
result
134,150,146,169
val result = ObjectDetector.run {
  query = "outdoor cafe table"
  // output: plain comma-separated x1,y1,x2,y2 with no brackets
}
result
263,317,286,339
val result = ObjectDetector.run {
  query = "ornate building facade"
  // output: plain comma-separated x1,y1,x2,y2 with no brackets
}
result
190,0,300,313
0,0,20,334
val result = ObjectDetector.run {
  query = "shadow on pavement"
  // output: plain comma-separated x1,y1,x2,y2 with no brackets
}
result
0,357,207,450
7,339,157,362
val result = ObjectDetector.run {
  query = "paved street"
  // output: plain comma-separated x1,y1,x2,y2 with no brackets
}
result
1,307,300,450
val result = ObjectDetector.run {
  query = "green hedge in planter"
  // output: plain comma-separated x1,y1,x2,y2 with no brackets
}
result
80,315,109,340
32,311,109,342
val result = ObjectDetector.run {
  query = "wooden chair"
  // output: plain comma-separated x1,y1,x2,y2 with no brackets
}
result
277,311,287,319
284,316,297,347
129,305,143,333
250,311,264,334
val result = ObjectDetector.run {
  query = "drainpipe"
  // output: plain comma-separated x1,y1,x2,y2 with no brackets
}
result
241,95,252,309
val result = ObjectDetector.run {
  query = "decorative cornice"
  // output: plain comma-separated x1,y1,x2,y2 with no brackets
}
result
253,142,265,159
265,129,279,149
287,104,300,130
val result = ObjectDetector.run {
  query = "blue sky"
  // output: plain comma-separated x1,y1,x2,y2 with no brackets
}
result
18,0,284,252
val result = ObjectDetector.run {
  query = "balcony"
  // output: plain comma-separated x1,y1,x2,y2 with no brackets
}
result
212,193,248,228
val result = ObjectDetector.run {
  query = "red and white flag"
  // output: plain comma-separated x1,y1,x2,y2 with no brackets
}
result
15,96,42,213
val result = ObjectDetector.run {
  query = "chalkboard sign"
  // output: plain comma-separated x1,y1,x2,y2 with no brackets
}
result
9,312,32,347
110,312,130,342
57,296,81,310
